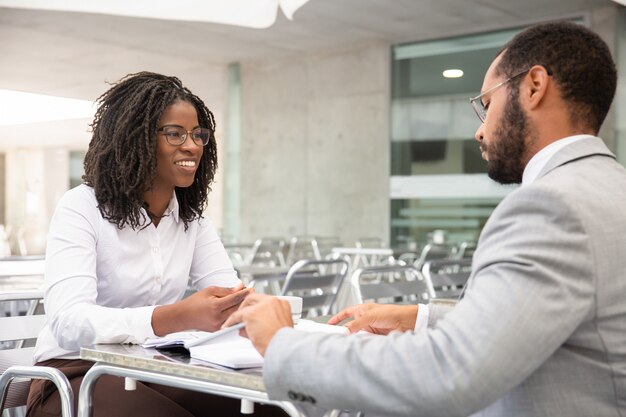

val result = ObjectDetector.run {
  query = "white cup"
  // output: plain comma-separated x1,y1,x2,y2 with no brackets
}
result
276,295,303,323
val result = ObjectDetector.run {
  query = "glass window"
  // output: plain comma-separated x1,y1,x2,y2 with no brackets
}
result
390,28,524,250
69,151,86,189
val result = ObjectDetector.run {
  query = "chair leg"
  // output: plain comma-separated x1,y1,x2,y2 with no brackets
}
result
2,406,27,417
0,366,74,417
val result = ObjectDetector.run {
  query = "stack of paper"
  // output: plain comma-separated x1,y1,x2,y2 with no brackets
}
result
142,331,207,349
189,329,263,369
142,320,348,369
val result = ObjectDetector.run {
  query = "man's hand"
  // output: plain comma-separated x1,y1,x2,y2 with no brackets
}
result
328,303,418,335
152,283,252,335
223,294,293,356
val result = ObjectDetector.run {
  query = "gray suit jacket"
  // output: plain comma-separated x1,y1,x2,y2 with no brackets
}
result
263,136,626,417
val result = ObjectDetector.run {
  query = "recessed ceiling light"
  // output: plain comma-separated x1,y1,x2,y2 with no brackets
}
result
443,69,464,79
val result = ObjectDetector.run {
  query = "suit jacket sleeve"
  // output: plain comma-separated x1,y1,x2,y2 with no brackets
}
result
427,302,454,328
263,185,595,417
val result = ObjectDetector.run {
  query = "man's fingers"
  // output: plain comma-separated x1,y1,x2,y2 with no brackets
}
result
222,309,244,328
345,315,374,334
327,307,357,325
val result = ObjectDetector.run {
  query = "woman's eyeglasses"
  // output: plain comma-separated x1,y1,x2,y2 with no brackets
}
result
157,125,211,146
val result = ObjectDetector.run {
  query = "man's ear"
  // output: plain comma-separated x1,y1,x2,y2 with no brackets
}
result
524,65,551,110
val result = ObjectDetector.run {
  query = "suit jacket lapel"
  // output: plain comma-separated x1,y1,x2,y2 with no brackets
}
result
536,136,616,181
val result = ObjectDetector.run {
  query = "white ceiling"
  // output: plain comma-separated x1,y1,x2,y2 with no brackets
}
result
0,0,616,101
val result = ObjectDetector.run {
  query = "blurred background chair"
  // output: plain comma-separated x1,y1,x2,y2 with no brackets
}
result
421,258,472,300
223,243,257,268
280,259,349,316
285,236,319,265
455,241,477,259
0,257,46,318
413,243,456,271
246,238,287,267
351,265,433,305
312,237,343,261
0,290,74,417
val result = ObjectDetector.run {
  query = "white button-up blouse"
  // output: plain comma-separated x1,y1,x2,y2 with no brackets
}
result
33,184,239,362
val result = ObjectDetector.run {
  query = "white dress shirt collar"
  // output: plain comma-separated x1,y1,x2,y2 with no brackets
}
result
522,135,594,186
165,191,180,223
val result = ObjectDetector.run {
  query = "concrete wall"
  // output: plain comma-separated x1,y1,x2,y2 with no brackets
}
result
236,43,391,244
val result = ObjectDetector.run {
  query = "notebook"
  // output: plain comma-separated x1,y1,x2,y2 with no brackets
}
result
142,319,348,369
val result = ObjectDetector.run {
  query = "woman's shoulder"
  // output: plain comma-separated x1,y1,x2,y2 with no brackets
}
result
57,184,98,210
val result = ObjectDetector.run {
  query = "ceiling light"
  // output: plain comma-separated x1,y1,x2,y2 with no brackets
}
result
0,90,95,126
443,69,464,79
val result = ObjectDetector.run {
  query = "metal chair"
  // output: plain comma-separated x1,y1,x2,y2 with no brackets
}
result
0,256,46,324
421,258,472,300
413,243,456,270
311,237,343,260
280,259,350,316
351,265,434,305
246,238,287,267
0,290,74,417
455,241,477,259
285,236,320,265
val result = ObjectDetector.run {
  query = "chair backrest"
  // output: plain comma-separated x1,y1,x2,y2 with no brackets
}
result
351,265,434,305
0,256,46,294
224,243,256,268
280,259,350,316
311,237,343,260
455,241,477,259
413,244,455,270
421,258,472,300
285,236,320,265
329,247,394,272
246,238,287,267
0,290,74,417
0,290,45,410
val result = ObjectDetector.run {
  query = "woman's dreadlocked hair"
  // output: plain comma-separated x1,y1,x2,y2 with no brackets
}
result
83,71,218,230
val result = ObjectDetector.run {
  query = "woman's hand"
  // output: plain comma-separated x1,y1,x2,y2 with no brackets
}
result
151,283,251,335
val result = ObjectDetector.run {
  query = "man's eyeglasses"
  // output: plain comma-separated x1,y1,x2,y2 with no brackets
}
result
469,68,530,123
157,125,212,146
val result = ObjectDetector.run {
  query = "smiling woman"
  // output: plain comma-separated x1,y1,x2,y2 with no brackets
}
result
25,72,285,417
150,100,206,225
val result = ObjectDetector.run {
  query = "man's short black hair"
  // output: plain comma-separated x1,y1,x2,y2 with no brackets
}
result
497,21,617,133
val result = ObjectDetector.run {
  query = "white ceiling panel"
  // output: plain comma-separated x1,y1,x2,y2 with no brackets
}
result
0,0,617,102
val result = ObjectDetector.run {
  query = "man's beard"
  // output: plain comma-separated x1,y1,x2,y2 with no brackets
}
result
483,90,528,184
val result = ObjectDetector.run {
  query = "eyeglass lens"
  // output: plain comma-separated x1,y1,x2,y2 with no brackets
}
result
161,126,210,145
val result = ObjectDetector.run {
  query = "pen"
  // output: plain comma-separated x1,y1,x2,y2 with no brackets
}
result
184,322,245,349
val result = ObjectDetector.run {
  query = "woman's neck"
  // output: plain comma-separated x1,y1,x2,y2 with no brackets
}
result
143,187,173,223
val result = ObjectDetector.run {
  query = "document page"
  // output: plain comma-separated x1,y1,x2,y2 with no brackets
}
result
188,319,349,369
